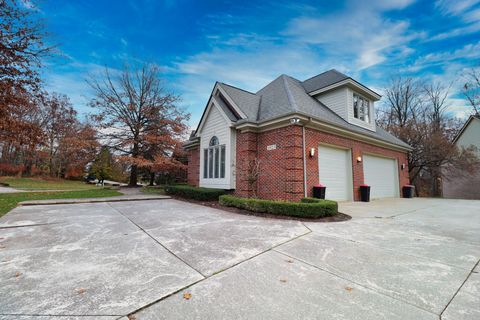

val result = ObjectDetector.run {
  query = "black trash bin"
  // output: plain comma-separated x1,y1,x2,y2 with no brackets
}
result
313,184,326,199
402,185,415,198
360,184,370,202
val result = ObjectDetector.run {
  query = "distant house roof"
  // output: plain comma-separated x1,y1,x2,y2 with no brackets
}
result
191,70,410,150
453,114,480,143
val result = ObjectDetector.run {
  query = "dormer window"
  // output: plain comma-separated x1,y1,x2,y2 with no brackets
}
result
353,93,370,123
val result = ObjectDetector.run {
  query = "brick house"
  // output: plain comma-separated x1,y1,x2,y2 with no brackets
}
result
184,70,411,201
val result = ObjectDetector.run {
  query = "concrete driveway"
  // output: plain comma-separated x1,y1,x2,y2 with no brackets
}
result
0,198,478,319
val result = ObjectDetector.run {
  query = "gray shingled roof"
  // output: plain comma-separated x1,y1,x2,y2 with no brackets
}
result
199,71,410,149
302,69,349,93
218,83,260,121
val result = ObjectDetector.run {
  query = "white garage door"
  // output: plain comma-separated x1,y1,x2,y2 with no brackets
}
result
363,154,399,199
318,145,353,201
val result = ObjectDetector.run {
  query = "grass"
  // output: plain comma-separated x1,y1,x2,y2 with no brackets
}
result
0,188,122,217
141,186,166,195
0,177,95,191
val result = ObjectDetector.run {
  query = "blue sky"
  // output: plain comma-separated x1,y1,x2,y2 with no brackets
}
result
32,0,480,126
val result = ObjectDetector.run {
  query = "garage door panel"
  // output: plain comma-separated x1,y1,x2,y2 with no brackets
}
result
318,146,353,201
363,155,399,199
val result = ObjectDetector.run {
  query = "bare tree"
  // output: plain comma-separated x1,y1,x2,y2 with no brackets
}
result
379,77,478,196
89,64,189,186
423,82,450,130
462,67,480,116
380,77,424,128
246,158,261,198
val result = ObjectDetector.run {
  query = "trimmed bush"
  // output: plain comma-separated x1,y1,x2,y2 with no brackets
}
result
164,185,226,201
219,195,338,218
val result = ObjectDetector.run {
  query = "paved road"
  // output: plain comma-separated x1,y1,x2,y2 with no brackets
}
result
0,198,478,319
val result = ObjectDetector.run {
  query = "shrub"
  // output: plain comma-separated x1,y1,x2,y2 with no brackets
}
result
219,195,338,218
164,185,226,201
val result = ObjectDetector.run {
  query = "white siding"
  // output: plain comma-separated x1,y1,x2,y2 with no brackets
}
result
347,88,376,132
316,87,348,120
316,88,376,132
199,103,235,189
456,118,480,155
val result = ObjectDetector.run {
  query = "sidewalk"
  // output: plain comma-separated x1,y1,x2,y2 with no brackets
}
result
18,187,169,206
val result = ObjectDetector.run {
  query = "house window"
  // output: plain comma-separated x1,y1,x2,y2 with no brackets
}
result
353,93,370,123
203,136,226,179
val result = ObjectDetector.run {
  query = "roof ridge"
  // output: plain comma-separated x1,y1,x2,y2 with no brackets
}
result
219,82,256,95
282,74,298,112
302,69,345,83
256,95,262,121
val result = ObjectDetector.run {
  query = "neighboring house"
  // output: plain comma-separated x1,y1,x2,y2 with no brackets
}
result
184,70,411,201
442,115,480,200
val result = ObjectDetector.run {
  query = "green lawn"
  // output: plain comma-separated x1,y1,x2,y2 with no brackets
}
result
0,189,122,217
141,186,166,195
0,177,95,190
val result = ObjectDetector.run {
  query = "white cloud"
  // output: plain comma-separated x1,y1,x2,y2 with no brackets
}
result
435,0,480,16
283,2,421,70
42,61,115,118
404,41,480,72
430,0,480,41
172,41,327,120
166,0,426,124
430,21,480,41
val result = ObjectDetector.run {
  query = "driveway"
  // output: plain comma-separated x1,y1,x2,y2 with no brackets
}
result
0,198,478,319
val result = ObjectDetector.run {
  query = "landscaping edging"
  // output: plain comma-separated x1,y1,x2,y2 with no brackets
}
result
18,195,170,206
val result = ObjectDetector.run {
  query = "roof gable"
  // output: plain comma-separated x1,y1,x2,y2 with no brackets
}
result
453,115,480,144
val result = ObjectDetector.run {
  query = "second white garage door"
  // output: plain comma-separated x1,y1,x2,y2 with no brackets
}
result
318,145,353,201
363,154,399,199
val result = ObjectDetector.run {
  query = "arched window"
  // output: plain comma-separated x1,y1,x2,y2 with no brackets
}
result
209,136,219,146
203,136,226,179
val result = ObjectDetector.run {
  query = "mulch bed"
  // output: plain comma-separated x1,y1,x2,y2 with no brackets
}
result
169,196,351,223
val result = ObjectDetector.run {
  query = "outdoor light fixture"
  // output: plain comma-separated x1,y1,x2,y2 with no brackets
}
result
401,163,406,170
309,147,315,157
356,156,362,163
290,117,301,124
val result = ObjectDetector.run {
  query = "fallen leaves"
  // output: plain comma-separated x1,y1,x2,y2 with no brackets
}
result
183,292,192,300
76,288,87,294
285,259,294,263
345,287,353,292
127,315,136,320
279,279,287,283
14,272,22,279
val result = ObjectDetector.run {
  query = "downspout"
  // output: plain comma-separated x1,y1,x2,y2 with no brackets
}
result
302,125,307,198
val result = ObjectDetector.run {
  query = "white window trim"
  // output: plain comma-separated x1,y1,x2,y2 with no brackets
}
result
353,92,371,123
203,137,226,179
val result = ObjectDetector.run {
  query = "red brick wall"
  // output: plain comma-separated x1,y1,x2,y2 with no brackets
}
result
233,125,409,201
234,131,258,197
234,126,305,201
186,147,200,187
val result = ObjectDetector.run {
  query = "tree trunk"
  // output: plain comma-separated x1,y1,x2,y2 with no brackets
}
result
149,171,155,186
129,141,139,187
129,164,138,187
